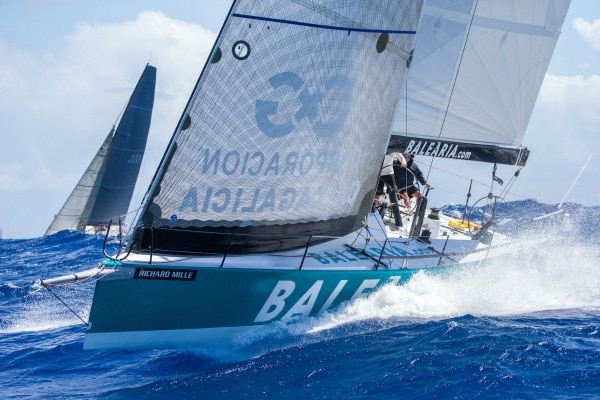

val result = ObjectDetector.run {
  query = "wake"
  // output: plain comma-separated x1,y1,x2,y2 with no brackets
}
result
311,240,600,331
237,239,600,355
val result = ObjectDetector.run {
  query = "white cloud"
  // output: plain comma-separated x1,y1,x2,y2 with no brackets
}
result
407,75,600,208
0,163,23,191
0,11,217,238
515,72,600,206
573,17,600,50
537,73,600,120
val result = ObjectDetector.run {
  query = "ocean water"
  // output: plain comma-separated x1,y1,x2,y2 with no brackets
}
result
1,202,600,399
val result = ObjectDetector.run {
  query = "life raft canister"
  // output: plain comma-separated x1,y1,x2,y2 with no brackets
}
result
448,218,481,231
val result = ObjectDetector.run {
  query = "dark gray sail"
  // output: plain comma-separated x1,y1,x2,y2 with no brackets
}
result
131,0,423,254
46,64,156,235
87,64,156,226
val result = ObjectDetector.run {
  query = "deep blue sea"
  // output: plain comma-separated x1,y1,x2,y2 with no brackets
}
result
2,200,600,399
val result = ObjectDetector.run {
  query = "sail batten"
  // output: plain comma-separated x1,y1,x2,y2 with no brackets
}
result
231,13,418,34
390,0,570,166
132,0,424,254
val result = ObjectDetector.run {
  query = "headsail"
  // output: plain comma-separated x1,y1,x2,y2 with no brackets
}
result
45,64,156,235
388,0,570,166
131,0,424,254
45,130,113,235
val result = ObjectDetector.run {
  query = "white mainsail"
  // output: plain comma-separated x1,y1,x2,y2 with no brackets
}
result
133,0,424,253
390,0,571,165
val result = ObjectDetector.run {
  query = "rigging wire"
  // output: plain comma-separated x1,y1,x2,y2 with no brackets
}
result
426,164,528,200
43,285,89,326
498,166,522,200
39,265,110,326
421,0,479,183
559,153,594,208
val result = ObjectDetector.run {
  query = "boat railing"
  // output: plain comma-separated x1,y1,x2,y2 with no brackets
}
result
103,220,466,269
102,217,134,261
130,226,344,270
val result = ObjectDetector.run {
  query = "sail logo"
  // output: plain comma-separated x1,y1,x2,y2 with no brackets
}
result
405,140,472,160
128,153,143,164
254,277,402,323
255,71,351,138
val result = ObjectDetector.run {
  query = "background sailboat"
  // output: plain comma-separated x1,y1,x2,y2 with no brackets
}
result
45,64,156,236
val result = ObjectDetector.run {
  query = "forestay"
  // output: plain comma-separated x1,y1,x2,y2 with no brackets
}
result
132,0,424,254
389,0,570,165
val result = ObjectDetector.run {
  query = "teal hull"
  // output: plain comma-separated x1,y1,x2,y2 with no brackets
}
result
85,263,425,350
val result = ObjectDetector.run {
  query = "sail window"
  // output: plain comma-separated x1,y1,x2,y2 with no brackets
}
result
232,40,251,60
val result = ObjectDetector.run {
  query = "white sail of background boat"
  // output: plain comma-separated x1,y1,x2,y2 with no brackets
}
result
45,64,156,236
41,0,569,352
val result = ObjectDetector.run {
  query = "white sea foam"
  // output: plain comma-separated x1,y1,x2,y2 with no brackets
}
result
0,315,82,334
307,241,600,334
0,286,89,335
215,240,600,355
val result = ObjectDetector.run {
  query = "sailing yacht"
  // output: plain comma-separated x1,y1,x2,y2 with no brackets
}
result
41,0,569,351
45,64,156,236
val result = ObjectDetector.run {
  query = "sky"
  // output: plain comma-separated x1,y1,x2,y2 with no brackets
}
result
0,1,599,239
